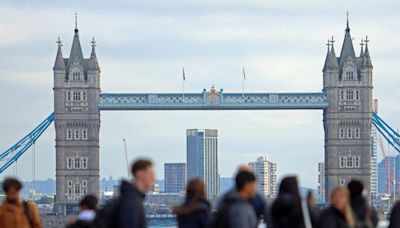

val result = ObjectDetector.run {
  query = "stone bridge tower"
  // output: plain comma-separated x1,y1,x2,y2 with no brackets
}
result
323,19,373,201
53,21,101,215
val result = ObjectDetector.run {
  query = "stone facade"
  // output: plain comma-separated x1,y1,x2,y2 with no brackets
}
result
323,21,373,202
53,26,101,215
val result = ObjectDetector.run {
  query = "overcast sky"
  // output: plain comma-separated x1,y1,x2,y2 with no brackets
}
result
1,0,400,188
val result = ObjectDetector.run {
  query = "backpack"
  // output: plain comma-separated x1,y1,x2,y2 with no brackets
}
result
23,201,34,228
354,207,374,228
210,198,233,228
91,197,122,228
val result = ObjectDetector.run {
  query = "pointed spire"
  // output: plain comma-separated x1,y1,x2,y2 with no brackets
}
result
53,37,66,70
74,11,78,34
323,36,339,71
69,13,84,65
359,39,364,57
88,37,100,71
346,11,350,32
339,12,356,67
362,36,373,68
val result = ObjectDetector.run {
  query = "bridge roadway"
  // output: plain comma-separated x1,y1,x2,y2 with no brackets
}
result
98,91,328,110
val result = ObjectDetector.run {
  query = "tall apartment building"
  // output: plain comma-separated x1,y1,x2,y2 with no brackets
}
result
371,99,379,198
187,129,219,200
318,162,326,203
378,155,400,195
164,163,187,193
249,156,277,198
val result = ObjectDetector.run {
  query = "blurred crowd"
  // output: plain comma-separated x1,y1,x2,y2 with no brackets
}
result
1,159,399,228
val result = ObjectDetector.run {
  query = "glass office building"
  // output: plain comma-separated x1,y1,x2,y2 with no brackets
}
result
186,129,219,200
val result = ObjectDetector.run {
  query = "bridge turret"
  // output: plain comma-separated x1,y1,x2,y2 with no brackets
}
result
323,38,339,89
323,15,373,203
53,15,101,215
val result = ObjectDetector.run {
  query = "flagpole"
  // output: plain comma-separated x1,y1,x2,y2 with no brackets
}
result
242,66,245,102
182,67,185,103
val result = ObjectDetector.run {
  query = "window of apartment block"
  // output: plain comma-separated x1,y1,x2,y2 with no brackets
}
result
339,178,346,186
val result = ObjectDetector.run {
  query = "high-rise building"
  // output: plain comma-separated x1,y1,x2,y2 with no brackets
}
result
323,18,373,201
317,162,325,204
378,155,400,195
249,156,277,198
186,129,219,200
164,163,187,193
53,20,101,215
371,99,379,199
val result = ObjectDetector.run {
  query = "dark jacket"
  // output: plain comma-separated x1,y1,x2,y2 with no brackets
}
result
271,193,305,228
66,220,92,228
173,197,211,228
117,181,146,228
350,196,378,227
318,206,349,228
389,202,400,228
214,190,257,228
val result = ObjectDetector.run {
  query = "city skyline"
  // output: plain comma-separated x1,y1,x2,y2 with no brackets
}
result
1,1,400,189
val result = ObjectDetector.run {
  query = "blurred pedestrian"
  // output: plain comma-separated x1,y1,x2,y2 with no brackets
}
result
271,176,316,228
173,178,211,228
218,165,270,226
347,180,378,227
389,201,400,228
118,159,155,228
318,186,355,228
0,177,41,228
67,195,98,228
307,190,321,222
212,170,258,228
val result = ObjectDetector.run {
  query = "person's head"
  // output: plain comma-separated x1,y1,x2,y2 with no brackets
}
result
2,177,22,204
235,170,257,200
307,190,316,207
330,186,355,226
131,159,155,190
347,179,364,198
278,176,301,204
186,178,206,200
79,195,98,211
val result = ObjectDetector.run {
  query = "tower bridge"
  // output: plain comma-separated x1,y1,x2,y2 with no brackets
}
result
2,16,399,215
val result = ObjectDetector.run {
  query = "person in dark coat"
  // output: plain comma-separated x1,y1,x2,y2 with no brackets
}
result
318,186,355,228
118,159,155,228
389,201,400,228
213,170,258,228
347,180,378,227
172,178,211,228
271,176,316,228
66,195,98,228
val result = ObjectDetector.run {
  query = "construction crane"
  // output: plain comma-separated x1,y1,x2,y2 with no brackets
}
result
373,99,394,195
122,139,129,177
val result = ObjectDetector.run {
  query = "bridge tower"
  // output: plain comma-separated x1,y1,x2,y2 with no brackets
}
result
53,21,101,215
323,19,373,201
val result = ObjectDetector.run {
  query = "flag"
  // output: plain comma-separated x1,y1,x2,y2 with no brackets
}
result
183,68,186,81
242,67,246,80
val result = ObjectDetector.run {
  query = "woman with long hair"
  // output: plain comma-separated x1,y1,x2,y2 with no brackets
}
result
318,186,356,228
172,178,211,228
271,176,316,228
